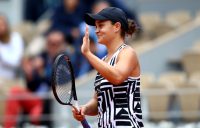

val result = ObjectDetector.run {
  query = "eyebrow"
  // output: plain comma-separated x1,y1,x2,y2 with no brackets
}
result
96,20,106,24
95,20,108,27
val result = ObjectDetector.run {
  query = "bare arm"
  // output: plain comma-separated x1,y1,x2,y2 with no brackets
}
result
72,92,98,121
81,26,139,85
83,92,98,116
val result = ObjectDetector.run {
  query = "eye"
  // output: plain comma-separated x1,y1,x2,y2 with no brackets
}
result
98,24,104,29
95,24,102,30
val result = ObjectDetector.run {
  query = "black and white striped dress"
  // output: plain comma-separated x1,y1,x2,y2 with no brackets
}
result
94,44,144,128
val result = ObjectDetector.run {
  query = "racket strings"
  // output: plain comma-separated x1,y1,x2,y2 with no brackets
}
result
55,57,73,104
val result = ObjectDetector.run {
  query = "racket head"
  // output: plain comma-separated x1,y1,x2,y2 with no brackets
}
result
51,53,77,105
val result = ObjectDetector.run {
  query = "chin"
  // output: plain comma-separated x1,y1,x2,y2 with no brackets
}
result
98,40,103,44
97,38,105,45
97,40,105,45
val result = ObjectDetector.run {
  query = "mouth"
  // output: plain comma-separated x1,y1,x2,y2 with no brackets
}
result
97,34,103,38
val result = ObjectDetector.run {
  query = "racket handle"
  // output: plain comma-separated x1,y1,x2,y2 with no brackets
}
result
81,119,91,128
74,101,91,128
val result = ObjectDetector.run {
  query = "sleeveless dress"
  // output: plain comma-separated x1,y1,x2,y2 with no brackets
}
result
94,44,144,128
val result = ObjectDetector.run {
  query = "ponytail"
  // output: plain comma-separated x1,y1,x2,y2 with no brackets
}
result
126,19,137,35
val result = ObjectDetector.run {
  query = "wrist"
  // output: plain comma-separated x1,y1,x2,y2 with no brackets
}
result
82,104,89,115
83,51,92,57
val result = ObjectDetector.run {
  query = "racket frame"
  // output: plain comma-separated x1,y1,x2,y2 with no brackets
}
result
52,54,78,105
51,53,91,128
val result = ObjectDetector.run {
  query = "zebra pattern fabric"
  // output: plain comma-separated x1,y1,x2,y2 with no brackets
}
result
94,44,144,128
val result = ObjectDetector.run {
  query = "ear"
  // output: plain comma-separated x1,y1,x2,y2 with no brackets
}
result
113,22,121,33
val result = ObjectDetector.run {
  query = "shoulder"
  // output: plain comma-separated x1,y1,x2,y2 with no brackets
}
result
10,32,24,43
54,5,64,12
7,32,24,50
116,44,139,66
120,45,138,59
51,5,65,17
11,32,21,37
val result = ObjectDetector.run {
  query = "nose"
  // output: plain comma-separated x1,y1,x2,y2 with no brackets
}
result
95,27,99,34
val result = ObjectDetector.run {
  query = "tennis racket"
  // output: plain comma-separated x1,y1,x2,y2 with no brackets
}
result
51,53,90,128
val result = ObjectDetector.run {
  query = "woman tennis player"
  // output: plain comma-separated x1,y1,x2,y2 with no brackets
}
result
72,7,144,128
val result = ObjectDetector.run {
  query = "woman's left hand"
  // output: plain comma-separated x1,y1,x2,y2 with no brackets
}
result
81,25,91,55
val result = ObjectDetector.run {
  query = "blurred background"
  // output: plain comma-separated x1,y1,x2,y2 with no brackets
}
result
0,0,200,128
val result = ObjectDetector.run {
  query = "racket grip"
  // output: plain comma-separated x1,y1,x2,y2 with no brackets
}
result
81,119,91,128
74,101,91,128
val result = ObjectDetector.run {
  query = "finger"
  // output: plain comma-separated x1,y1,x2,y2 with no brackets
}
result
73,112,85,119
85,25,89,38
73,115,84,121
76,113,85,119
72,108,79,114
85,24,88,33
80,108,86,115
78,117,85,121
76,116,85,121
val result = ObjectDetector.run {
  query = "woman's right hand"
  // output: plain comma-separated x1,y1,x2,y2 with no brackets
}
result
72,105,87,121
81,25,91,55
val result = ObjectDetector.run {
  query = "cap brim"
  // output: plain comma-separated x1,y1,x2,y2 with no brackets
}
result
84,13,107,26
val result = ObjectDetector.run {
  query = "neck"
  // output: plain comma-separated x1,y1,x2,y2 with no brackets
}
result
106,36,124,56
0,33,10,43
65,5,76,13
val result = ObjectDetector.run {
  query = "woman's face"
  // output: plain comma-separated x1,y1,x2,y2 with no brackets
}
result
64,0,79,11
95,20,115,44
